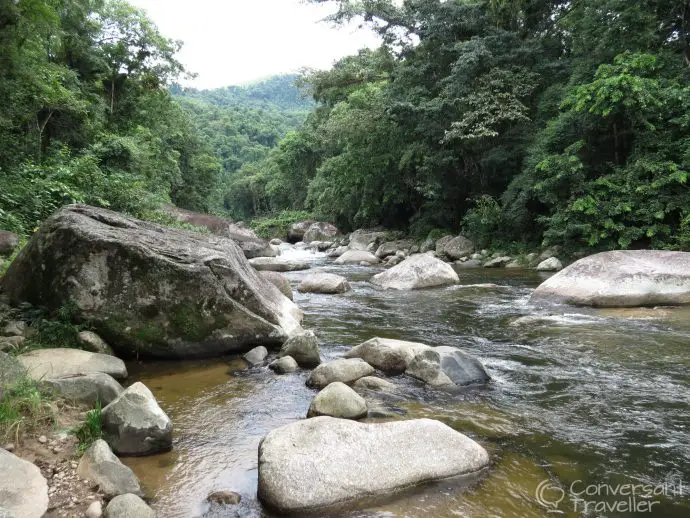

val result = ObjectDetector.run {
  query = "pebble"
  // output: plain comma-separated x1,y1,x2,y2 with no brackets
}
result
53,446,62,454
38,435,48,444
85,500,103,518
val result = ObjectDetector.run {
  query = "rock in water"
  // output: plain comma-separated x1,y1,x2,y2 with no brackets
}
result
243,346,268,366
259,271,293,300
105,494,155,518
18,349,127,381
439,235,474,260
297,273,351,294
77,440,142,497
268,356,299,374
352,376,398,393
406,346,490,388
101,382,172,456
0,447,49,518
303,222,340,243
43,372,123,406
248,257,311,272
0,205,302,359
334,251,380,265
258,417,490,514
288,220,315,243
345,337,424,374
307,382,368,419
277,330,320,367
531,250,690,307
536,257,563,271
306,358,375,389
371,254,459,290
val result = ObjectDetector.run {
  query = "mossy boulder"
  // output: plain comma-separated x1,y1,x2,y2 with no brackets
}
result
1,205,303,359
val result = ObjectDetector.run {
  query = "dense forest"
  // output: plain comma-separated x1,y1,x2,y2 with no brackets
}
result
0,0,688,253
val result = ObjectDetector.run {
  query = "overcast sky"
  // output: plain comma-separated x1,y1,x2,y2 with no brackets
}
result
128,0,380,89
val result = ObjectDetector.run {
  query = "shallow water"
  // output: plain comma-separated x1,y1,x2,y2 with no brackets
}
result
123,251,690,517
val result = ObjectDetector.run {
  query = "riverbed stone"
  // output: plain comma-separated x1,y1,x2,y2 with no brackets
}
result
327,245,348,258
297,273,351,294
101,382,172,456
531,250,690,307
375,240,412,259
303,222,340,243
77,439,142,497
0,205,303,359
243,346,268,365
483,256,512,268
77,331,114,355
306,358,375,389
334,250,380,265
258,416,490,514
536,257,563,271
352,376,398,393
258,271,293,300
85,500,102,518
207,490,241,505
371,254,459,290
18,348,127,381
0,447,49,518
439,235,474,260
104,494,155,518
287,220,314,243
43,372,123,406
268,356,299,374
277,330,320,367
348,229,388,251
307,382,368,419
248,257,311,272
345,337,424,374
455,259,482,268
406,346,490,388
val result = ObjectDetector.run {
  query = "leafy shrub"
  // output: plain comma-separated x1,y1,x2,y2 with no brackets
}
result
250,210,313,239
462,195,505,249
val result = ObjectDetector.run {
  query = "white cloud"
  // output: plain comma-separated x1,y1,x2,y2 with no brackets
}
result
127,0,381,89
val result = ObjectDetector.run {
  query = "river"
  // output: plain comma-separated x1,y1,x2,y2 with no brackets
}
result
122,248,690,517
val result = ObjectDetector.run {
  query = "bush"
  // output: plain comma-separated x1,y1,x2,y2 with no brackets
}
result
461,195,505,249
250,210,313,239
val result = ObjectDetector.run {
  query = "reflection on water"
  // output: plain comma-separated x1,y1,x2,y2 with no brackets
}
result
123,257,690,517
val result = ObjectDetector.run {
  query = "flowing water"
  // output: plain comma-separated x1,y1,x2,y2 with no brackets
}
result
122,248,690,517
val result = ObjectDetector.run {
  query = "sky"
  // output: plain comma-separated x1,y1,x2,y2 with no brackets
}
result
128,0,381,89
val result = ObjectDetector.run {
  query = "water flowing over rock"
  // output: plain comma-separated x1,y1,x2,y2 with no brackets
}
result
259,271,293,300
101,382,172,456
371,254,459,290
531,250,690,307
278,331,320,367
77,439,142,497
258,417,490,514
44,372,123,406
17,349,127,381
334,250,380,265
297,273,351,294
536,257,563,272
306,358,375,388
1,205,302,359
307,382,368,419
287,220,315,243
303,222,340,243
0,447,49,518
104,494,155,518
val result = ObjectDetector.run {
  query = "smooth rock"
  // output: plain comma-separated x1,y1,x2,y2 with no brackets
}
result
248,257,311,272
77,331,114,355
334,250,380,265
277,331,320,367
85,500,103,518
228,223,278,259
371,254,459,290
207,490,241,505
257,417,490,514
536,257,563,272
454,259,482,268
307,382,368,419
243,346,268,365
345,337,424,374
0,447,49,518
303,222,340,243
439,235,474,260
258,271,293,300
297,273,351,294
531,250,690,307
270,238,282,246
326,245,348,258
43,372,123,406
352,376,398,393
0,205,302,359
77,439,142,497
268,356,299,374
104,494,155,518
101,382,172,456
483,256,512,268
287,220,315,243
348,229,388,251
406,346,490,387
375,241,412,259
18,348,127,381
306,358,375,389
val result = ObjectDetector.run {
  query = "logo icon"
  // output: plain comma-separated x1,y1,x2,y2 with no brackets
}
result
536,479,565,513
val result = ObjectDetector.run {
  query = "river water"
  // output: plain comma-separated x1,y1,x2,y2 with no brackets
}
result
122,249,690,517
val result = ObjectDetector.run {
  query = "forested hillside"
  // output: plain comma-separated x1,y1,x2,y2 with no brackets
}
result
245,0,690,252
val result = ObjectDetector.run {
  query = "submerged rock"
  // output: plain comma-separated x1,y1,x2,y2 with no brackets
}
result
269,356,299,374
0,447,49,518
101,382,172,456
531,250,690,307
306,358,375,389
207,490,241,505
44,372,123,406
371,254,459,290
77,439,142,497
307,382,368,419
297,273,351,294
334,250,380,265
1,205,302,359
258,417,490,514
18,348,127,381
278,330,320,367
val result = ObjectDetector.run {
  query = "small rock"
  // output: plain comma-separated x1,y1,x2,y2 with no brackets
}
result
77,331,114,355
243,346,268,366
207,490,242,505
536,257,563,272
297,273,351,294
277,331,320,367
306,358,375,389
105,494,155,518
38,435,48,444
270,238,282,246
52,446,61,454
248,257,311,272
483,256,512,268
268,356,299,374
334,251,380,265
307,382,368,420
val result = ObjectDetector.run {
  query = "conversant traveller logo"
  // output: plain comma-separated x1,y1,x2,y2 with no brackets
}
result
535,470,685,514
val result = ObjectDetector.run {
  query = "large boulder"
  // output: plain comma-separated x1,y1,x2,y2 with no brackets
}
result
0,205,302,359
0,447,49,518
531,250,690,307
375,240,413,259
303,222,340,243
0,230,19,256
348,229,388,251
297,273,351,294
287,220,315,243
248,257,311,272
277,330,320,367
406,346,490,388
306,358,375,389
439,235,474,260
104,494,155,518
77,331,114,355
258,417,490,514
77,439,142,497
307,382,368,419
101,382,172,456
228,223,278,259
259,271,293,300
44,372,123,406
18,349,127,381
371,254,459,290
334,251,380,265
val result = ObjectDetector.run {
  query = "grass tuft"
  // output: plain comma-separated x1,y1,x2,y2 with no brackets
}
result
0,377,55,443
73,400,103,454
